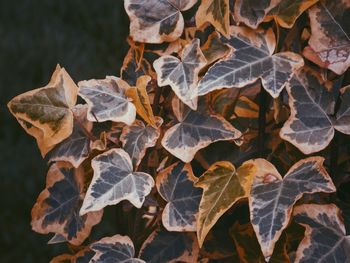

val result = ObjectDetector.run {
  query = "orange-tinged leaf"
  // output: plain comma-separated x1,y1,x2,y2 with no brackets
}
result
31,162,103,246
201,31,231,66
196,0,230,37
195,161,256,247
125,75,157,127
7,65,78,156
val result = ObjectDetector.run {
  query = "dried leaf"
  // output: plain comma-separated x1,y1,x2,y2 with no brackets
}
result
154,38,207,110
78,76,136,125
125,75,157,127
197,27,304,98
156,162,202,231
196,0,230,37
303,0,350,75
161,98,242,163
120,118,162,168
195,161,256,247
80,148,154,214
249,157,336,260
139,228,199,262
31,162,103,246
124,0,198,43
7,65,78,156
293,204,350,263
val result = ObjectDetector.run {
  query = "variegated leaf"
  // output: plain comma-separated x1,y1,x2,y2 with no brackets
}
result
234,0,282,29
197,26,304,98
50,247,95,263
195,161,256,247
293,204,350,263
120,118,162,168
201,31,231,65
156,162,202,231
124,0,198,44
335,86,350,135
48,105,92,168
31,162,103,246
125,75,157,127
303,0,350,75
78,76,136,125
139,228,199,263
280,68,342,154
90,235,145,263
265,0,319,28
249,157,336,261
196,0,230,37
154,38,207,110
161,98,242,163
80,148,154,214
7,65,78,156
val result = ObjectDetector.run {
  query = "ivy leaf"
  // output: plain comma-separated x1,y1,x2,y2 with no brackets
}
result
90,235,145,263
48,105,92,168
197,27,304,98
335,86,350,134
201,31,231,65
303,0,350,75
280,68,348,154
233,0,282,29
195,0,230,37
249,157,336,261
31,162,103,246
125,75,157,127
156,162,202,231
265,0,319,28
120,118,162,168
154,38,207,110
293,204,350,263
161,98,242,163
78,76,136,125
124,0,198,44
195,161,256,247
139,228,199,263
50,247,95,263
80,148,154,214
7,65,78,156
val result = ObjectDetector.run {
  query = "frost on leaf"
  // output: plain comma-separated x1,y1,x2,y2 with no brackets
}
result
249,157,335,260
124,0,198,44
7,65,78,156
197,26,304,98
31,162,103,246
161,98,242,163
78,76,136,125
154,38,207,110
80,148,154,214
156,162,202,231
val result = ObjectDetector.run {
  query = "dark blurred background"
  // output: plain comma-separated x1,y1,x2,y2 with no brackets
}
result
0,1,129,261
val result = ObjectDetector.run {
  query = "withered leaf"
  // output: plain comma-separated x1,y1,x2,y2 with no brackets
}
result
156,162,202,231
197,27,304,98
80,148,154,214
90,234,145,263
78,76,136,125
120,118,162,168
7,65,78,156
280,68,349,154
154,38,207,110
139,228,199,263
195,161,256,247
265,0,319,28
161,98,242,163
31,162,103,246
303,0,350,75
196,0,230,37
293,204,350,263
125,75,157,127
48,105,92,168
249,157,336,260
234,0,282,29
124,0,198,44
